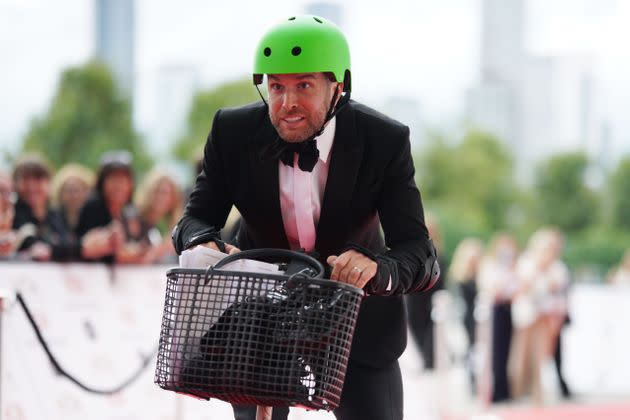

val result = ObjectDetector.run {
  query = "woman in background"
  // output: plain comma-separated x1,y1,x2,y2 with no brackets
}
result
511,228,570,404
134,169,183,264
0,171,18,258
477,233,520,403
11,154,83,261
51,163,94,233
76,151,146,264
405,213,446,371
449,237,485,381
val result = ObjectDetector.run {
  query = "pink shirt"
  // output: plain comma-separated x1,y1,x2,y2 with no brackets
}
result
279,117,336,251
278,117,390,291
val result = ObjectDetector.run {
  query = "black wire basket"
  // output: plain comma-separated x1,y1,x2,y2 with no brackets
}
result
154,249,363,411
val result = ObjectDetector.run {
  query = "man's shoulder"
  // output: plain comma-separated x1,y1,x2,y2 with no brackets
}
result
209,101,269,148
347,100,408,133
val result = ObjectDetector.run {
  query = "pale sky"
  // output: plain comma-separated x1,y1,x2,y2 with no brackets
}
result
1,0,629,159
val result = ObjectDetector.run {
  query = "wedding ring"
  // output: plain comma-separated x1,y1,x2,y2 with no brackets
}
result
352,266,362,273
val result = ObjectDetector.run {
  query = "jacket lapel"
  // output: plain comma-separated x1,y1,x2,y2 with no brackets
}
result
248,116,290,248
315,103,363,253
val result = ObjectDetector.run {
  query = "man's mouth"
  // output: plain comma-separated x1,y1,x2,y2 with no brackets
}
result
282,116,305,125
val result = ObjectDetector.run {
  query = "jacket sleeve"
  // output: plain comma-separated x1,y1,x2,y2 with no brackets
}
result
351,127,439,295
172,110,234,254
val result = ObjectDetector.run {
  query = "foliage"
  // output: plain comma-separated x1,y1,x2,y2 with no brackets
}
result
532,152,598,232
564,227,630,279
416,130,517,232
21,61,151,172
173,77,260,161
609,157,630,229
414,132,627,277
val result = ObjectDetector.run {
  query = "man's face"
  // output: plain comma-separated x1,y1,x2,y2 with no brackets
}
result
267,73,339,143
15,175,50,210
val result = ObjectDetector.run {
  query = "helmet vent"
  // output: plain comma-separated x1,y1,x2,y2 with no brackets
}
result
288,17,296,21
291,46,302,56
264,47,271,57
313,17,323,23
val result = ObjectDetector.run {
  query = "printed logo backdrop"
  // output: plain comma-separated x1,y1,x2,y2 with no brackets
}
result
0,263,235,420
0,264,629,419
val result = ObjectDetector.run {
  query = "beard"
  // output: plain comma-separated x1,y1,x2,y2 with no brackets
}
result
269,103,329,143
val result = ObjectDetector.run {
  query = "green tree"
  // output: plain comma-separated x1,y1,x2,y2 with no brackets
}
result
609,157,630,229
457,131,516,229
22,61,151,171
415,133,452,200
416,130,516,231
533,152,598,232
174,77,260,161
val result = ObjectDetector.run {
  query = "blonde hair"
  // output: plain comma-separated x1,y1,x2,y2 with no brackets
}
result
135,169,183,230
527,226,563,254
51,163,95,207
449,238,485,283
484,232,518,259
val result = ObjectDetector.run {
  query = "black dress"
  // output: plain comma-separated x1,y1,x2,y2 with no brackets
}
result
75,193,148,263
405,257,447,370
12,199,81,261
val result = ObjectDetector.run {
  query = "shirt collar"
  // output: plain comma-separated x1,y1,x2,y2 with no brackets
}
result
314,116,336,164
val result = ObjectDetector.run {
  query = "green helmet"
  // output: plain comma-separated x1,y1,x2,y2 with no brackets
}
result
253,15,351,92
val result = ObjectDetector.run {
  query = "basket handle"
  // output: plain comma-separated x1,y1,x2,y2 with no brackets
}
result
212,248,325,278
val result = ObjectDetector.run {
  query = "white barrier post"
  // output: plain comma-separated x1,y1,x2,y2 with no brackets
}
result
0,288,16,417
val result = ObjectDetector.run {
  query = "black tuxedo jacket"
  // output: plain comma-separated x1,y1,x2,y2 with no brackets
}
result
173,100,435,367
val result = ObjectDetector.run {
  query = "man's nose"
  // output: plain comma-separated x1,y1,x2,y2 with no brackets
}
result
282,90,298,110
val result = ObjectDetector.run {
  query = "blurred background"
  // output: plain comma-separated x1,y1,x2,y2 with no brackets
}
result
1,0,629,419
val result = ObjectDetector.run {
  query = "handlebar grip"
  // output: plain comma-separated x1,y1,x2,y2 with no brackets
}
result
212,248,324,278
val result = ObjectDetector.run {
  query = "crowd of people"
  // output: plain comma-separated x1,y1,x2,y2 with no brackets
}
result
2,150,629,409
0,151,183,264
415,227,578,406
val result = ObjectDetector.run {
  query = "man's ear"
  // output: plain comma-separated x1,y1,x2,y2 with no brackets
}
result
332,82,344,107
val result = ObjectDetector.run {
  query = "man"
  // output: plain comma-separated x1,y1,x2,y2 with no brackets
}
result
12,155,81,261
172,15,439,420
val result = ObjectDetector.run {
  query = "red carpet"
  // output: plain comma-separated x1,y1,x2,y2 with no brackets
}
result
494,403,630,420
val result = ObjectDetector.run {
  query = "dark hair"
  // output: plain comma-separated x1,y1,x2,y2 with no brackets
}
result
12,154,52,182
324,71,337,83
95,150,134,197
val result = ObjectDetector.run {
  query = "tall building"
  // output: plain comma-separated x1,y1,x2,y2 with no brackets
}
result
480,0,525,85
153,65,199,159
468,0,600,179
382,96,423,150
521,55,596,165
95,0,135,96
467,0,525,150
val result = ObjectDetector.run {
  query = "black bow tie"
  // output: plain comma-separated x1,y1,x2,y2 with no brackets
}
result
262,136,320,172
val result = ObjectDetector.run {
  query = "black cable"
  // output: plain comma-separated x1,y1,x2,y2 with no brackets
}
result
15,292,158,395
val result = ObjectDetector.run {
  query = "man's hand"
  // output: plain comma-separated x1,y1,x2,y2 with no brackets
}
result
196,241,240,255
327,249,377,289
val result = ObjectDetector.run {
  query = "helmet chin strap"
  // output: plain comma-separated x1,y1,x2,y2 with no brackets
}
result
255,82,351,144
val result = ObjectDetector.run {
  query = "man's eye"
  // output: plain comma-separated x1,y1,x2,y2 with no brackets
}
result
270,84,282,91
298,82,311,89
